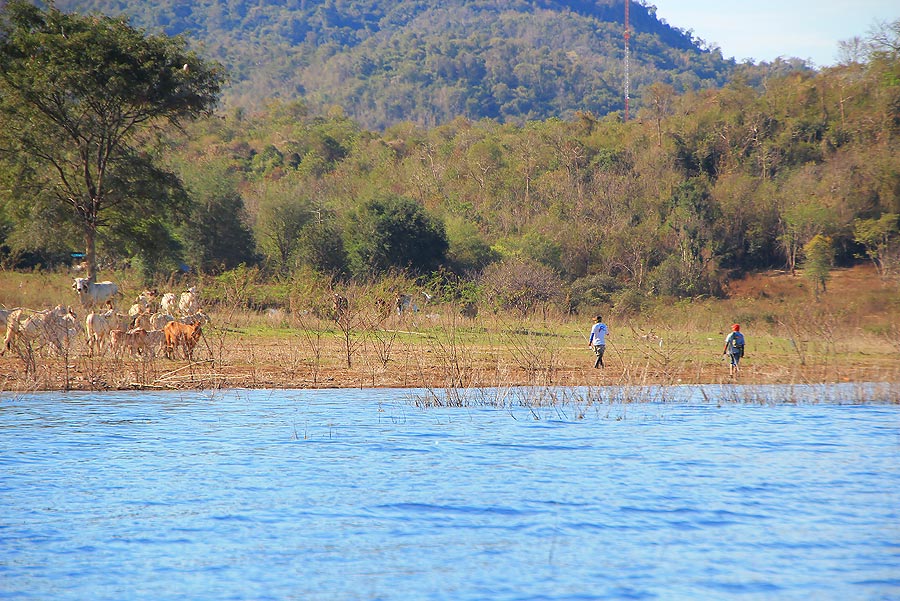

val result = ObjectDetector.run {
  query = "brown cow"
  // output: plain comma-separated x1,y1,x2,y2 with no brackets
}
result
163,320,202,360
109,328,149,357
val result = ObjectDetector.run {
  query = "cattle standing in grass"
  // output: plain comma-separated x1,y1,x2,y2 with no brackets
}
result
131,310,152,331
160,293,177,315
177,311,210,326
143,329,165,358
122,328,149,357
164,320,202,359
108,327,151,357
0,306,17,330
3,307,48,354
107,329,126,356
128,290,156,316
149,312,175,330
86,309,114,355
72,278,119,309
2,305,77,356
44,308,81,356
178,286,199,316
138,289,158,312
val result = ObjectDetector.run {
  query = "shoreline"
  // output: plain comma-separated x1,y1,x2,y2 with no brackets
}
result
2,353,898,396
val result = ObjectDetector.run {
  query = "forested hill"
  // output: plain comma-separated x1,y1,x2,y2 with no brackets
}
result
49,0,753,129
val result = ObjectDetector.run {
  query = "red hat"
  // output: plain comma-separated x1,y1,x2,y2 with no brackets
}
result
732,324,740,331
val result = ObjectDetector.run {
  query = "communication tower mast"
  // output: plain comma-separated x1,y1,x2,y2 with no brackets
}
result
624,0,630,121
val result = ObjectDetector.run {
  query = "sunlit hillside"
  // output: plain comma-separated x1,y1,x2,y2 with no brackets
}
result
50,0,755,129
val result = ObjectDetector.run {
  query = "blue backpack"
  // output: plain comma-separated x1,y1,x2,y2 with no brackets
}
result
729,332,745,356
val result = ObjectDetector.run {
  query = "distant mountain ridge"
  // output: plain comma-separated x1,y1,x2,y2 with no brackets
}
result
50,0,740,128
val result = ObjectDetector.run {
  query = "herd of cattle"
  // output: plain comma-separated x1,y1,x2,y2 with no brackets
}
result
331,291,439,319
0,280,209,361
2,279,478,362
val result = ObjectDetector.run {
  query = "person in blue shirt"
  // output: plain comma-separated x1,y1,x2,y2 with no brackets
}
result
723,323,745,377
588,315,609,368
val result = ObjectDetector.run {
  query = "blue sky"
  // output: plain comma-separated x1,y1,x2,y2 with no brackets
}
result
651,1,899,67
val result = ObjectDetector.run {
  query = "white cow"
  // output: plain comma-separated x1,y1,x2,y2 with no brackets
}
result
177,311,210,326
131,311,152,331
47,309,81,356
178,286,199,316
160,293,177,315
85,309,128,354
3,307,51,353
72,278,119,309
2,305,78,356
149,312,175,330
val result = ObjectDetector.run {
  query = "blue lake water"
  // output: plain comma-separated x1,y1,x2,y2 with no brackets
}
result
1,385,899,600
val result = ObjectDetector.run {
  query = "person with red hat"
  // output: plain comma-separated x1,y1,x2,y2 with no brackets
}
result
723,324,745,377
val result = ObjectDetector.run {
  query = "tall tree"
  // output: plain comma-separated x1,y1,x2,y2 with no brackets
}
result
253,179,313,274
644,82,675,147
854,213,900,278
347,195,448,277
0,1,222,280
802,234,833,299
178,159,257,274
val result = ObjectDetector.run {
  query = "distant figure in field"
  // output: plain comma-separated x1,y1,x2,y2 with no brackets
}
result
723,323,745,377
588,315,608,369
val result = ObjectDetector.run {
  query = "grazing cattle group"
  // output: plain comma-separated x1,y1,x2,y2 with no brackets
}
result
0,279,209,362
2,276,477,370
2,304,80,357
395,291,432,316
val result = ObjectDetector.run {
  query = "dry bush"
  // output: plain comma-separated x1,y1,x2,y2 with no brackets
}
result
490,313,565,385
422,308,479,389
480,258,564,317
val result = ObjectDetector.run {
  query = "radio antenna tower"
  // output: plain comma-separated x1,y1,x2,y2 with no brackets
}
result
624,0,630,121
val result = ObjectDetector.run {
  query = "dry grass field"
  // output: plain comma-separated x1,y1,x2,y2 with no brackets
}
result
0,265,897,394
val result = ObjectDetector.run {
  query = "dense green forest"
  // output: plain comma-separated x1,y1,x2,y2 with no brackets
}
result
0,2,898,315
47,0,755,129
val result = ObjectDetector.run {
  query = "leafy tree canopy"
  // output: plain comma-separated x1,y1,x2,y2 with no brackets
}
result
347,195,449,276
0,0,223,278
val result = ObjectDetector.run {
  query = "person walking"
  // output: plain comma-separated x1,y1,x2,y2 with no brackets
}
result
588,315,609,368
723,324,745,377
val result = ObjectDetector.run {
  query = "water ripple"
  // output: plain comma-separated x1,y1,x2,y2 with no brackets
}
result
1,387,898,601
